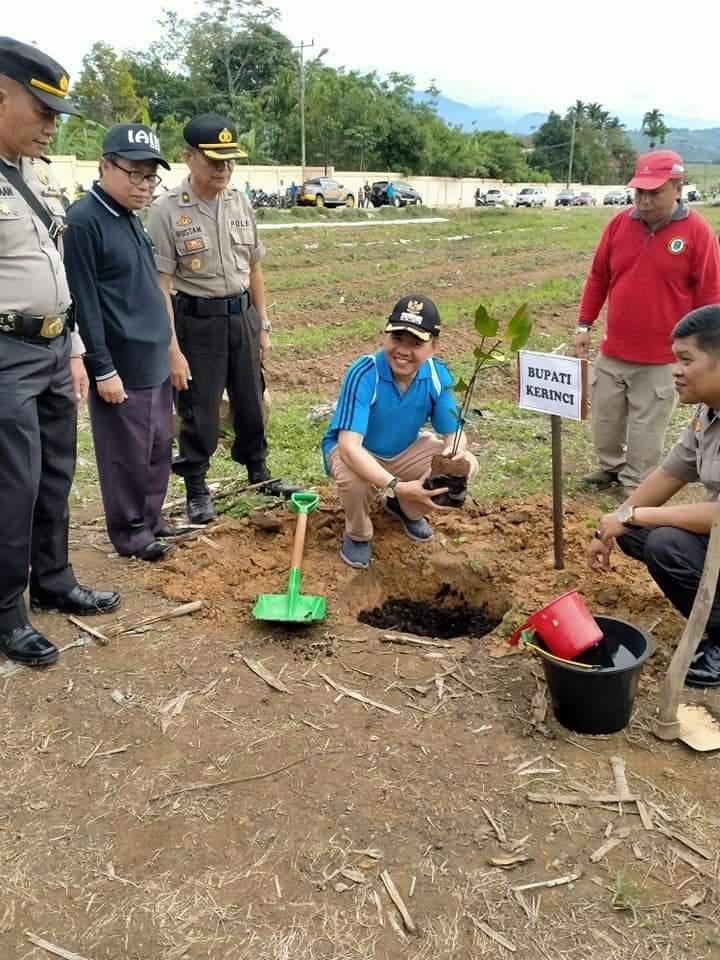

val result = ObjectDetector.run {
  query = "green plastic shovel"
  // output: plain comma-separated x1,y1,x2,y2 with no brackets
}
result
252,491,327,624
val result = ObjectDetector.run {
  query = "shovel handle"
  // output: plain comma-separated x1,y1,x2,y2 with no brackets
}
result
290,511,309,571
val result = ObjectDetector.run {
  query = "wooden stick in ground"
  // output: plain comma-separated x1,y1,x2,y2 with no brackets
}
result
67,615,108,645
242,657,290,693
319,672,401,715
610,756,633,803
512,872,581,892
380,870,417,934
113,600,206,635
24,931,93,960
380,634,453,649
655,504,720,740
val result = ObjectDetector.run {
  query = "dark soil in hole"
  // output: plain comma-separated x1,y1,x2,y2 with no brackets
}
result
358,585,501,639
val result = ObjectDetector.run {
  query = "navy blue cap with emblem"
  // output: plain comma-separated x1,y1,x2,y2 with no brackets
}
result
385,294,442,342
183,113,248,160
0,35,80,115
102,123,171,170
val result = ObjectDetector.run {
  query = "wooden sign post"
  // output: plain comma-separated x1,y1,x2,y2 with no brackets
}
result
518,351,588,569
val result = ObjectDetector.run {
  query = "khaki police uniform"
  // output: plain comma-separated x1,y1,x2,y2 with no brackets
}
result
617,404,720,641
148,174,268,480
0,153,85,630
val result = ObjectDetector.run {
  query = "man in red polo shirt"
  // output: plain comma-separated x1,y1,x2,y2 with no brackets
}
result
574,150,720,492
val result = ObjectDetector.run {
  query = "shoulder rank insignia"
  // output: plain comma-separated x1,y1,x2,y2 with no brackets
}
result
177,215,192,226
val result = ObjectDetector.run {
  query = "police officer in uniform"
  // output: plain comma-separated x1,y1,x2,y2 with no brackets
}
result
148,113,272,524
0,37,120,666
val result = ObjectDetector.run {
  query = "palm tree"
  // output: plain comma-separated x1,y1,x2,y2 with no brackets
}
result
641,109,670,149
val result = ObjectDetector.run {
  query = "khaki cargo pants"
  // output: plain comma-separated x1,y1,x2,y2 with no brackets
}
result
590,353,676,488
327,434,474,541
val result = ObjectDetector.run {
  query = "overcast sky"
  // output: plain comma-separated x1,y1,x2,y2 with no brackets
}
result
6,0,720,125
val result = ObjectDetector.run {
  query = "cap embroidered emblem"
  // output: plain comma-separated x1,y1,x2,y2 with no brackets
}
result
406,299,423,314
218,128,233,143
668,237,686,255
640,166,651,174
59,75,69,92
177,216,192,225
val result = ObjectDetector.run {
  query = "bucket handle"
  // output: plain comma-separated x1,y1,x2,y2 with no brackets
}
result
517,628,596,671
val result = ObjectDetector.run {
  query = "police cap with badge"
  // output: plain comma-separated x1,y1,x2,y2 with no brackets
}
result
183,113,248,160
0,36,80,115
385,295,442,342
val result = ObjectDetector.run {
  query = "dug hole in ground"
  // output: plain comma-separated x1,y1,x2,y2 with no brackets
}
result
3,207,720,960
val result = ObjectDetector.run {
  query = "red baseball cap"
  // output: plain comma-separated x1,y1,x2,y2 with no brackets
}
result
627,150,685,190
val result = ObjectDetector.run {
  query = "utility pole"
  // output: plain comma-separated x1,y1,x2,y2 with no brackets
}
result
566,111,577,188
296,39,314,187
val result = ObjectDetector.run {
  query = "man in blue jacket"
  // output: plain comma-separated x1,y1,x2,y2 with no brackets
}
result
322,295,477,568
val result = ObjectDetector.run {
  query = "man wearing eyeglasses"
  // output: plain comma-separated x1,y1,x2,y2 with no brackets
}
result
63,124,186,561
148,113,273,525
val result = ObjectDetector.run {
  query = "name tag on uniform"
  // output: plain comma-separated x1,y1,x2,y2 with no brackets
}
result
184,237,205,253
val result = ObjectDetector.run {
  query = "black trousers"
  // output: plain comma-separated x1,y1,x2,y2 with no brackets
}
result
617,526,720,641
89,380,172,556
172,297,267,480
0,331,78,629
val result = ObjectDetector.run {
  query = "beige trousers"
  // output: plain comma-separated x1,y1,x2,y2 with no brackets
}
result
328,434,446,541
590,353,676,488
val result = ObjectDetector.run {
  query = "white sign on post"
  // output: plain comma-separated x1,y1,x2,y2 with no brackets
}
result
518,350,587,421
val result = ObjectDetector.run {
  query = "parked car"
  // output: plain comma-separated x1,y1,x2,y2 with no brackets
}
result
370,180,423,207
296,177,355,208
685,188,702,202
515,187,547,208
476,188,513,207
603,190,626,206
575,191,597,207
555,189,581,207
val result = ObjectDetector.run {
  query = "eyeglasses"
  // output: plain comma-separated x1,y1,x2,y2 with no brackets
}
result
107,157,162,188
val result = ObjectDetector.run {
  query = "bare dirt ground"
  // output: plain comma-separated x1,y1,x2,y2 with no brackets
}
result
2,210,720,960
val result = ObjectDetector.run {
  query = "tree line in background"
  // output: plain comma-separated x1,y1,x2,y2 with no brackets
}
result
52,0,643,184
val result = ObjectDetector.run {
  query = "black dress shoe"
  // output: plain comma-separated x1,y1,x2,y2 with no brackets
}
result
685,642,720,688
186,479,216,524
154,523,193,538
0,624,58,665
133,541,174,562
247,462,272,485
31,585,121,616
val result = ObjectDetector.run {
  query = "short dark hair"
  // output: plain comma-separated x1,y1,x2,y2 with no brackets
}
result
673,305,720,355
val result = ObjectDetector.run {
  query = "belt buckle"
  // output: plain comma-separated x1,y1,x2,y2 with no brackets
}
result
40,315,65,338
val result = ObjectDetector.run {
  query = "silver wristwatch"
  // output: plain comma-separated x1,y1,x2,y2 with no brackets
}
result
382,477,400,498
575,324,591,334
260,320,272,333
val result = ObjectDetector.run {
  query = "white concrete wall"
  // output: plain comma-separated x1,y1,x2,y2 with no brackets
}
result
47,156,695,209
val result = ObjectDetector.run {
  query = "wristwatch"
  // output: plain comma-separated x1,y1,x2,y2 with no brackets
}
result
616,504,638,527
382,477,400,498
260,321,272,333
575,324,591,334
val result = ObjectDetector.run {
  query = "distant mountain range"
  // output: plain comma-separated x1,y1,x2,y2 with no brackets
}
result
415,93,720,161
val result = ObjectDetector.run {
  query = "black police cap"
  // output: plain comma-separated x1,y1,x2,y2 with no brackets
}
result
0,36,80,116
183,113,247,160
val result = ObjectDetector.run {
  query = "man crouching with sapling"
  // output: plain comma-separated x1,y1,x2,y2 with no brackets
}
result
322,295,478,568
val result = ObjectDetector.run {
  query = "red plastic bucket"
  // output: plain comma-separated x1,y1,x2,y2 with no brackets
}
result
509,590,602,660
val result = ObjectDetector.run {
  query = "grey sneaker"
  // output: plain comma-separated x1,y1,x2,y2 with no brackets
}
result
384,497,433,541
340,534,371,569
582,468,619,487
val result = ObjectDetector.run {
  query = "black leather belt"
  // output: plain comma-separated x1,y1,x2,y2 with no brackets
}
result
0,311,66,339
176,291,250,316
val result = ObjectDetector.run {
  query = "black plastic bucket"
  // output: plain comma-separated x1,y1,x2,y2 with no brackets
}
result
540,615,651,734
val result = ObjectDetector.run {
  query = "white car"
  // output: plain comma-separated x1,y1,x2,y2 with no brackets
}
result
482,188,514,206
515,187,547,208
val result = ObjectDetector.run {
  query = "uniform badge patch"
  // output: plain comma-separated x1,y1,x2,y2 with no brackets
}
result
184,238,205,253
35,167,49,185
177,216,192,225
189,257,203,272
0,201,10,215
668,237,686,255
